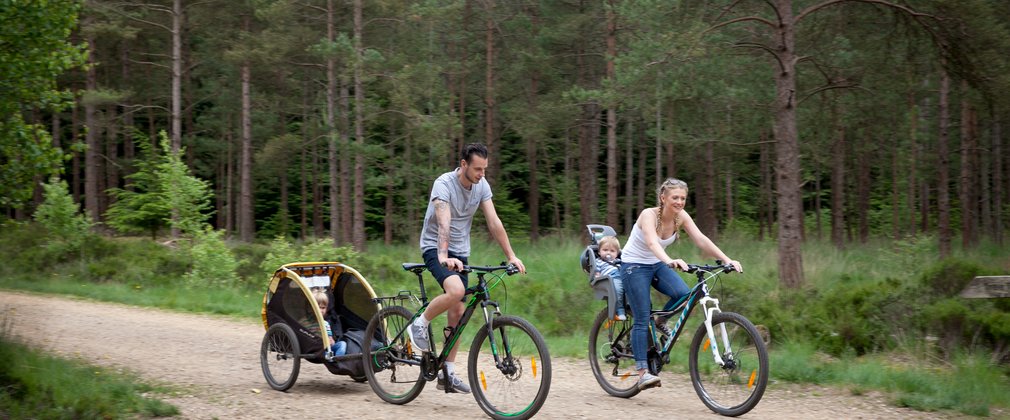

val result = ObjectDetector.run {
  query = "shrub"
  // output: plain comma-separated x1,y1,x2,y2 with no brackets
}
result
32,177,93,253
184,227,240,288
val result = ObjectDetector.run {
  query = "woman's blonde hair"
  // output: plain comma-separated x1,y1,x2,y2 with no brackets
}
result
656,178,688,235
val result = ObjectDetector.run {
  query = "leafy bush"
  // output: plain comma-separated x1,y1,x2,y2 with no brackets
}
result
32,177,93,253
184,227,240,288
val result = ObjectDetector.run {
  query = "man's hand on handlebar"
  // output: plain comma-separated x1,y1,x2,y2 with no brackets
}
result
507,256,526,275
440,257,464,272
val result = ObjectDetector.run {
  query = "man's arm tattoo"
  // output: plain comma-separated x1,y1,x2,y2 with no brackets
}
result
434,200,450,259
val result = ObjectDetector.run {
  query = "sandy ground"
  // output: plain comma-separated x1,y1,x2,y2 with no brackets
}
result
0,290,986,419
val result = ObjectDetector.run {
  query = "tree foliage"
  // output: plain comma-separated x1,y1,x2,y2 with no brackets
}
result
105,132,212,238
0,0,87,207
33,176,93,252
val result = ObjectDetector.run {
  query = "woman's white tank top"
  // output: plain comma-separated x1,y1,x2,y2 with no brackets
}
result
621,222,678,264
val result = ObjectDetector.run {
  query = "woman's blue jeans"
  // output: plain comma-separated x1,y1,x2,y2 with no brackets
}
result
621,261,690,370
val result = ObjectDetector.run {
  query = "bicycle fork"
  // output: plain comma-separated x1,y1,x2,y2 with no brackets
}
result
699,295,732,367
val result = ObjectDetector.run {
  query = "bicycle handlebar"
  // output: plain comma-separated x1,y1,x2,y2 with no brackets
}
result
458,263,521,276
684,260,737,274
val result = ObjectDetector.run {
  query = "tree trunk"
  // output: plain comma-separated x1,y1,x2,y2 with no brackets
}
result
352,0,366,250
605,1,619,229
313,145,324,238
339,83,352,245
637,122,646,216
71,100,81,201
105,104,119,206
170,0,183,153
937,67,952,258
759,132,771,241
576,34,597,229
699,139,718,239
725,167,734,224
959,81,977,248
993,118,1003,245
907,89,918,236
239,60,254,242
625,119,635,234
84,30,100,223
225,130,234,235
771,0,804,288
384,174,393,245
483,0,499,184
857,142,871,243
326,0,340,245
300,143,308,239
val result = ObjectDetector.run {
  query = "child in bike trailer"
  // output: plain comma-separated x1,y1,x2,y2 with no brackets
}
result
621,178,743,391
594,235,627,321
313,290,347,358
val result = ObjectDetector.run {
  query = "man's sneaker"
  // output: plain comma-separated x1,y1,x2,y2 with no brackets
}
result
407,321,431,352
638,372,662,390
437,371,471,394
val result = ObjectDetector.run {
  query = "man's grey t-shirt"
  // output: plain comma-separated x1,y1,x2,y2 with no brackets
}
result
419,168,493,257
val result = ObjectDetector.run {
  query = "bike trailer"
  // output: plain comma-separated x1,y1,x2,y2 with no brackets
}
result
580,224,622,320
261,261,381,387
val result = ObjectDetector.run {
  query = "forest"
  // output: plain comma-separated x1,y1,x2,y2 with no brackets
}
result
4,0,1010,288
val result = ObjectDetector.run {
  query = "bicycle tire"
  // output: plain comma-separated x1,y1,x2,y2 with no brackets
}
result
688,312,768,416
588,307,641,398
362,306,426,404
260,323,301,391
468,315,551,420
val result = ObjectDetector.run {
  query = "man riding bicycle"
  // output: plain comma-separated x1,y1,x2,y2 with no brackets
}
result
407,142,526,394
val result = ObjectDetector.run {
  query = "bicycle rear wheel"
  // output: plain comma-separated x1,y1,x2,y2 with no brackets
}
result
588,307,640,398
468,315,551,420
362,306,425,404
689,312,768,416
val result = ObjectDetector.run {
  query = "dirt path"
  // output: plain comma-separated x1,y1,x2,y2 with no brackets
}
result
0,290,977,419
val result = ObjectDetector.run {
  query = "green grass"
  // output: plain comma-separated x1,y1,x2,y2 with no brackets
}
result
0,336,178,418
771,341,1010,416
2,221,1009,417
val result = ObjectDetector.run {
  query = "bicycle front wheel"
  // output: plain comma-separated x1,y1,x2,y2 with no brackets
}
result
588,307,640,398
362,306,426,404
689,312,768,417
468,315,551,420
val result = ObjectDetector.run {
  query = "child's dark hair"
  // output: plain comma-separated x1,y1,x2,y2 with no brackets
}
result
461,143,488,163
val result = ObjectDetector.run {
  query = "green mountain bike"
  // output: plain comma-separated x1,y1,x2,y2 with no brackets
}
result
362,263,551,420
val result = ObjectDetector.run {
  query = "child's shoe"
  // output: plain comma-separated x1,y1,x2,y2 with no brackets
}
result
615,311,627,321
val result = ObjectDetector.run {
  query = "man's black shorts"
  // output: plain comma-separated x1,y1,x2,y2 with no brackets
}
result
422,248,469,289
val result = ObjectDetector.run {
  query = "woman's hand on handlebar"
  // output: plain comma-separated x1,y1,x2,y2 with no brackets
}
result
727,259,743,273
667,258,689,271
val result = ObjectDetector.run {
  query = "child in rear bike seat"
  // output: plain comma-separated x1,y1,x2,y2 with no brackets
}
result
313,290,347,357
595,235,627,321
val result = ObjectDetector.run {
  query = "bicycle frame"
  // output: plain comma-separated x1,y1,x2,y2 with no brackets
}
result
653,266,733,367
388,265,513,380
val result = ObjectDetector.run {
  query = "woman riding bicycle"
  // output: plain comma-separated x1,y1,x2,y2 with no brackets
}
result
621,178,743,390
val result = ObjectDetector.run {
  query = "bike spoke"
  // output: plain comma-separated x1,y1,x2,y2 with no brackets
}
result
689,312,768,416
469,316,551,419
